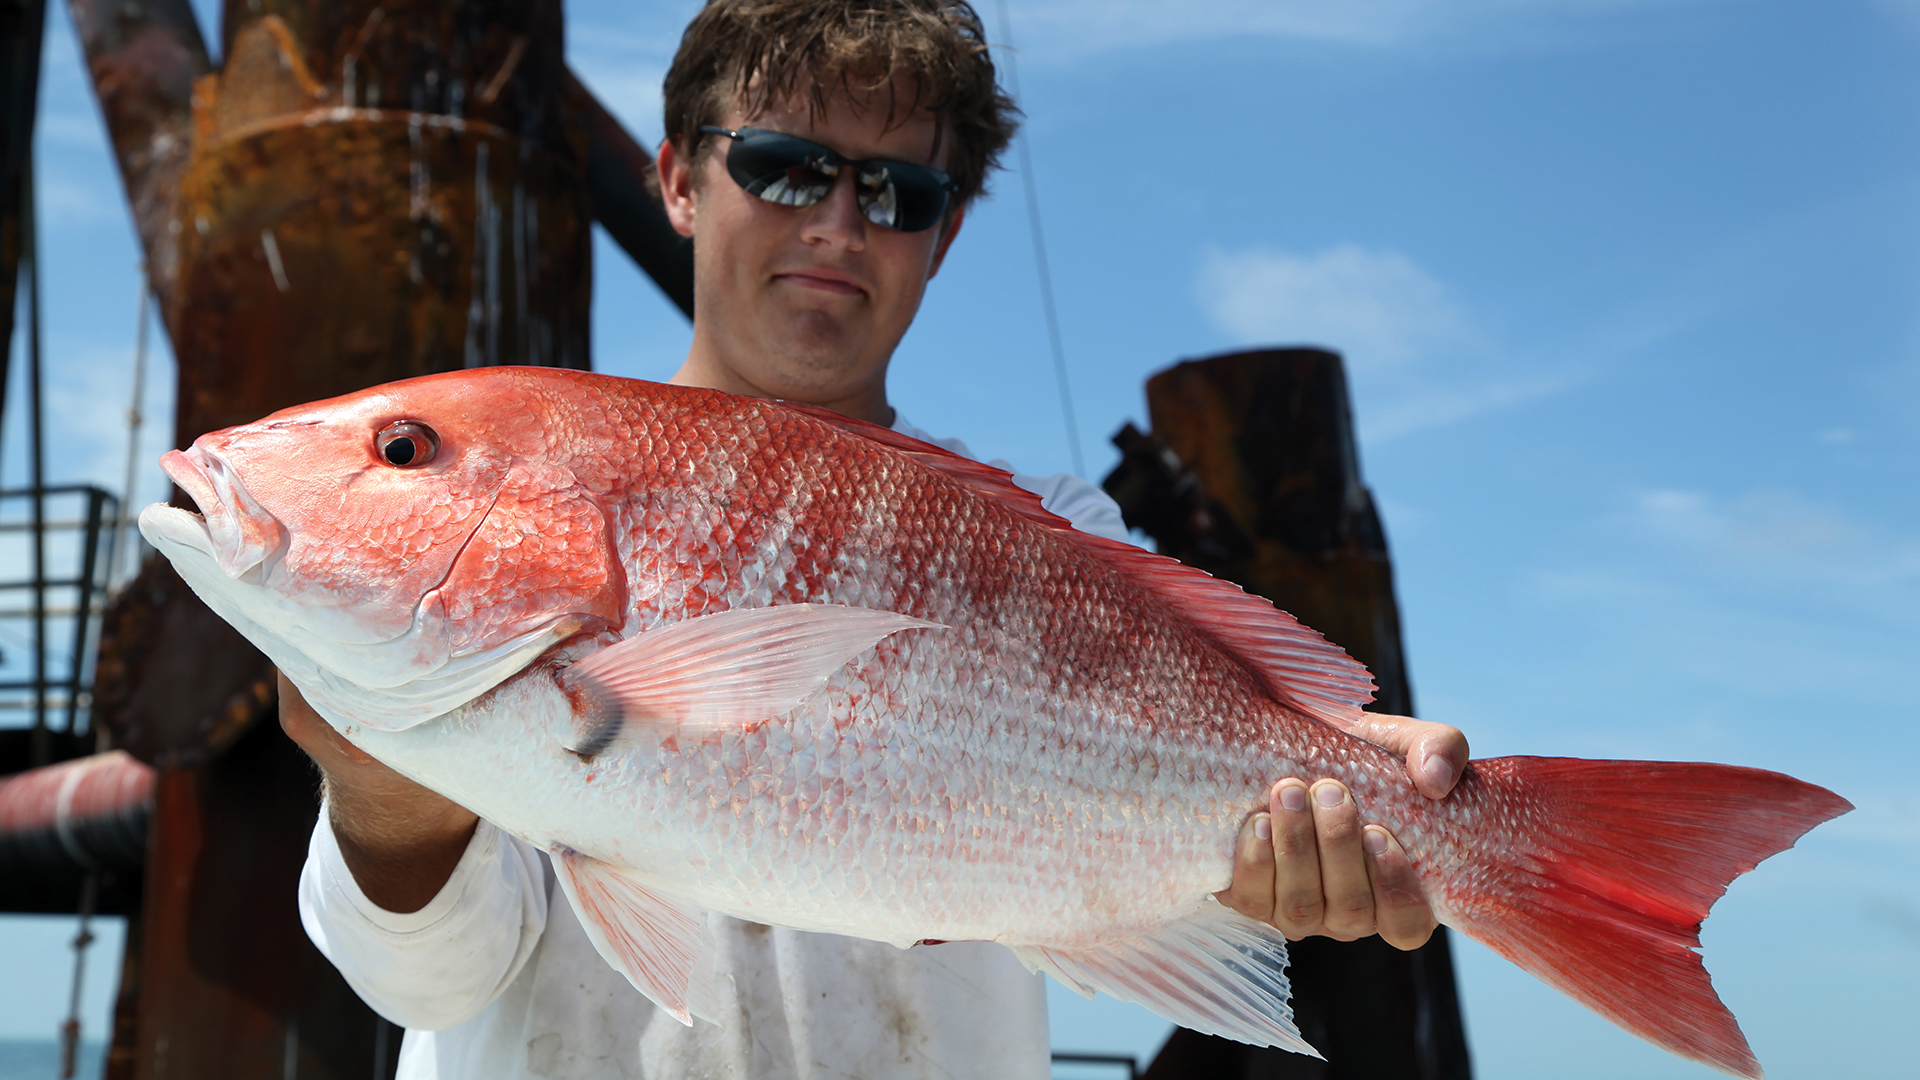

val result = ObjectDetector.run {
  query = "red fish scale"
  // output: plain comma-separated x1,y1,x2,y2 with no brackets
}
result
497,378,1429,945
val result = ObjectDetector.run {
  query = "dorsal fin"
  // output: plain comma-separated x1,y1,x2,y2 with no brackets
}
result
767,399,1377,728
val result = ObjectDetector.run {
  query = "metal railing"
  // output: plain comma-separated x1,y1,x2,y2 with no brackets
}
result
1051,1051,1140,1079
0,485,121,745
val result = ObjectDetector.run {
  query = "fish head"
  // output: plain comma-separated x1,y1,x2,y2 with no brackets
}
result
139,368,628,734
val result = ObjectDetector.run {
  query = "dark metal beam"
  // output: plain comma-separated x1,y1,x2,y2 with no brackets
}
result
570,69,694,319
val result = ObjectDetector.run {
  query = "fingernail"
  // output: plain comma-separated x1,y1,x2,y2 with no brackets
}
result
1363,826,1389,855
1421,756,1454,795
1313,782,1346,808
1279,784,1309,813
1254,814,1272,842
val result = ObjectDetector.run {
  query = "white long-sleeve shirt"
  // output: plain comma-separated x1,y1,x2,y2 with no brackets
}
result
298,418,1130,1079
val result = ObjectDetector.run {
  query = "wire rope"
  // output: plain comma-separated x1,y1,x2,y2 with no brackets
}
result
22,145,48,751
991,0,1085,478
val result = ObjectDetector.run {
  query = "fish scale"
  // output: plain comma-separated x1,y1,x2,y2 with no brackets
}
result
140,367,1852,1077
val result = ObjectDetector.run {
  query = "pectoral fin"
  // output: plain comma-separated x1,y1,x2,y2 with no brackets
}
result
558,604,943,756
550,847,722,1025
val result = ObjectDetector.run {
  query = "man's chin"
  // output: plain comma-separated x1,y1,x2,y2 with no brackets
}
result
782,307,862,352
733,340,894,414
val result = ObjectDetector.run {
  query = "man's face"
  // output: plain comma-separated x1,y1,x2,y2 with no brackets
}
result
659,77,964,422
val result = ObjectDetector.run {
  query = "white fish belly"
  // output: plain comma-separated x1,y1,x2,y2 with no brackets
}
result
350,635,1293,951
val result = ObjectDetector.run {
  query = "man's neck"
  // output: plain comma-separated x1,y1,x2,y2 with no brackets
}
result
667,346,896,428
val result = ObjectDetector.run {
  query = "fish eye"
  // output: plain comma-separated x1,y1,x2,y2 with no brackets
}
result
376,421,439,468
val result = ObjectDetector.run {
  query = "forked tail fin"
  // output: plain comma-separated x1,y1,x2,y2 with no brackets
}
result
1441,757,1851,1079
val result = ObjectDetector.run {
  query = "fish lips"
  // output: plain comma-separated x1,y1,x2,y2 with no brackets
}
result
155,446,285,582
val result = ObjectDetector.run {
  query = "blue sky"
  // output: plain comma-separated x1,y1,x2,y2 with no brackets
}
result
3,1,1916,1077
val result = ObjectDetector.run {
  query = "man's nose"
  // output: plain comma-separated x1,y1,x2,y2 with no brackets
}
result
799,168,868,250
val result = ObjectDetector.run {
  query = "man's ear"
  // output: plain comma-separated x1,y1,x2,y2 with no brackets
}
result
926,205,966,280
657,136,698,239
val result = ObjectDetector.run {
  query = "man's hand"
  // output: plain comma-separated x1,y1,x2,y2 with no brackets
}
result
1215,714,1467,950
279,671,479,913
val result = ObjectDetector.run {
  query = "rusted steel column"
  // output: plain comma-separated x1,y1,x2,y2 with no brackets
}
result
168,0,591,441
1106,348,1472,1080
84,0,608,765
88,0,601,771
123,718,396,1080
67,3,601,1077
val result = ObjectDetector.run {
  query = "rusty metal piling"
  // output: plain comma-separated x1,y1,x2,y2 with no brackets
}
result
1107,348,1473,1080
46,1,683,1075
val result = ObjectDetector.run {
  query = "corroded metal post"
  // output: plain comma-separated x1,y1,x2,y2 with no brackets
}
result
171,0,592,439
52,0,694,1075
1106,348,1472,1080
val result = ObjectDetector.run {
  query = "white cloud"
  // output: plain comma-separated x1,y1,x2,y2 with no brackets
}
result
1505,488,1920,714
38,342,174,499
35,173,116,226
558,0,1729,135
1359,370,1578,440
35,111,110,153
1869,0,1920,33
1197,244,1471,368
1004,0,1729,59
1193,243,1577,441
1625,488,1920,590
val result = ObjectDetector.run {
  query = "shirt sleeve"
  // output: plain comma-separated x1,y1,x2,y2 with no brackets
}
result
1006,468,1131,543
298,806,549,1031
889,415,1133,544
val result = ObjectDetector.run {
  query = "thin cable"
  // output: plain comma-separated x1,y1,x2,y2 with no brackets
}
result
58,874,99,1080
23,146,48,760
114,274,150,589
992,0,1084,477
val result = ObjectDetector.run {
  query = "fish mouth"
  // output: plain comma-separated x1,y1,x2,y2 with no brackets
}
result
154,446,285,581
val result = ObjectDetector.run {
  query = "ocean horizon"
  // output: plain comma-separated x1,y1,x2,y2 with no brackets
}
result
0,1039,107,1080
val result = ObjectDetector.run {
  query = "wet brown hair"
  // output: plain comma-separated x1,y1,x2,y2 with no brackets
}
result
662,0,1018,209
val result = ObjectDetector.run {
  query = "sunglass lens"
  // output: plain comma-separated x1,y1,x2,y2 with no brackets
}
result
857,164,902,229
723,129,952,231
747,164,835,207
857,163,952,231
728,133,836,208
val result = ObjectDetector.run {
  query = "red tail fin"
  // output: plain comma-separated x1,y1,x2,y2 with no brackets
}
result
1441,757,1851,1079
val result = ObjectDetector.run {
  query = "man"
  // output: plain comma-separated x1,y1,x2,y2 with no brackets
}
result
288,2,1470,1077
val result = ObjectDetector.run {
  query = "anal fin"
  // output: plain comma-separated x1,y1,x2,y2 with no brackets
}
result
551,847,720,1025
1009,899,1320,1058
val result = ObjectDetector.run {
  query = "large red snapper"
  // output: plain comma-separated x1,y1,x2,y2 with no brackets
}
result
139,366,1847,1077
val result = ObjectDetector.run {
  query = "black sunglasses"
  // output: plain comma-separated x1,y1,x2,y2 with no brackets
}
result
699,125,958,233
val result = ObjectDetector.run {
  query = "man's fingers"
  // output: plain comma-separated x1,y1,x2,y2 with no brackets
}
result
1215,810,1278,923
276,671,377,768
1352,713,1470,800
1267,780,1325,938
1407,721,1469,799
1310,780,1375,940
1364,825,1438,950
